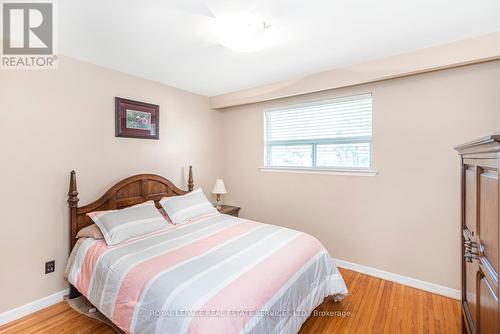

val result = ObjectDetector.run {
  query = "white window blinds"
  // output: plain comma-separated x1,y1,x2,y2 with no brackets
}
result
264,94,372,169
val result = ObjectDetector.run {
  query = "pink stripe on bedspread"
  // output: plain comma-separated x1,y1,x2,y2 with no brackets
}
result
187,233,323,334
75,227,176,296
76,240,108,296
112,220,261,332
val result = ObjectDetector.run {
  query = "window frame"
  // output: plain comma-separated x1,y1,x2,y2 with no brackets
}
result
262,94,376,176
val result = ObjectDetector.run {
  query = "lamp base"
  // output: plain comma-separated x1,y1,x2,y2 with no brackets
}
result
216,194,222,210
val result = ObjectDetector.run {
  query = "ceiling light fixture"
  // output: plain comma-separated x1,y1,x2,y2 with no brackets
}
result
215,16,273,52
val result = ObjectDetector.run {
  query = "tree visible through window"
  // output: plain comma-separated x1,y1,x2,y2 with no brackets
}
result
264,94,372,169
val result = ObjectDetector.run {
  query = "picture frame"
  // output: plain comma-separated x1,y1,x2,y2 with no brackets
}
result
115,97,159,140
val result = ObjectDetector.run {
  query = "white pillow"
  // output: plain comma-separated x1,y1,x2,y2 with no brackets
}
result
159,188,218,225
87,201,168,245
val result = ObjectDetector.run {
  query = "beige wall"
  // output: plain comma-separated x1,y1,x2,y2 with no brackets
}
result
220,60,500,290
0,57,222,313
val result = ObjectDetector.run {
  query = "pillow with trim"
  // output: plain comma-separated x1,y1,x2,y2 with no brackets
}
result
159,188,218,225
87,200,168,245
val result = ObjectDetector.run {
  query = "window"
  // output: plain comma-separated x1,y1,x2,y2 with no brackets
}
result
264,94,373,172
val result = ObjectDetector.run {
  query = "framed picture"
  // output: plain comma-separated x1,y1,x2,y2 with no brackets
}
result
115,97,159,139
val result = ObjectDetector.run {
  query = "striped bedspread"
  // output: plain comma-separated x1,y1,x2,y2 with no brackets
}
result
67,214,348,334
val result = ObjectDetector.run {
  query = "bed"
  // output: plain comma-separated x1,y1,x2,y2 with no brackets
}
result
66,167,348,334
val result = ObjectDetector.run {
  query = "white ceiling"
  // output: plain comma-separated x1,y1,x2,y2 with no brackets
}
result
59,0,500,96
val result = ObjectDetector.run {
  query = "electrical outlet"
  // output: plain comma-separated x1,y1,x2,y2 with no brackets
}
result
45,260,55,274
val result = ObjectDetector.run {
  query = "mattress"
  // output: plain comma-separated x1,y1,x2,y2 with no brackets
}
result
67,213,348,334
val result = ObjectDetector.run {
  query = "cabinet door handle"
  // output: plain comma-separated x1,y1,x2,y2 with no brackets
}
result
464,252,480,263
464,240,478,248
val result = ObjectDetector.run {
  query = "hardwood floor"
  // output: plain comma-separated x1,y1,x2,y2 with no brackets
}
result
299,269,461,334
0,269,460,334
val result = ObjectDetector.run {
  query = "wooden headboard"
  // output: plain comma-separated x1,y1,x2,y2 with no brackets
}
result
67,166,193,249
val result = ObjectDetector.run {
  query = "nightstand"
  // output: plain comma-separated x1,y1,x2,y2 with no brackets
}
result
218,205,240,217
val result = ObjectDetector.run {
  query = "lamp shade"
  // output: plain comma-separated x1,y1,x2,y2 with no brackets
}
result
212,179,227,194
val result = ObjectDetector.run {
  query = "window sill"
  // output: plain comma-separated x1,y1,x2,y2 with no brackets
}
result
259,166,378,176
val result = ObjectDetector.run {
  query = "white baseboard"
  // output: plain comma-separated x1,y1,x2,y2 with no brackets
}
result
0,289,69,326
332,258,461,300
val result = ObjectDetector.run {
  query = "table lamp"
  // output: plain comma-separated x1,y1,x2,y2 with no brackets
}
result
212,179,227,210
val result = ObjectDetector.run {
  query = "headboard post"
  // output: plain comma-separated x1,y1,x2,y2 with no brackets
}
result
188,165,194,192
68,170,79,249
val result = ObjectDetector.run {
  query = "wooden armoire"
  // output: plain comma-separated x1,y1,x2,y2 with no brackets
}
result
456,134,500,334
